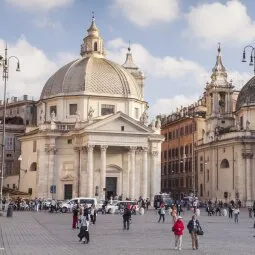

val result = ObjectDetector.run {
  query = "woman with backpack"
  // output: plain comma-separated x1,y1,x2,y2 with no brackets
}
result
187,215,202,250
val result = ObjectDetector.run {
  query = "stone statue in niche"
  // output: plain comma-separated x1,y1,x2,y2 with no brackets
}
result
246,120,250,131
50,111,56,123
236,120,240,131
40,110,45,124
140,110,149,124
88,107,94,120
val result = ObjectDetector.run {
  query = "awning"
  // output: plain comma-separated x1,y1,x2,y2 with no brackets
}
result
3,187,31,196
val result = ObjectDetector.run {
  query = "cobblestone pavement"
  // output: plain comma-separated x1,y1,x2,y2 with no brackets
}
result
0,208,254,255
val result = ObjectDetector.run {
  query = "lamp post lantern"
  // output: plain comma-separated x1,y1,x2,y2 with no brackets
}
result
242,45,255,74
0,44,20,215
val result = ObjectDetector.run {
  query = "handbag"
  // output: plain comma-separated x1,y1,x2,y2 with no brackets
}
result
196,227,204,236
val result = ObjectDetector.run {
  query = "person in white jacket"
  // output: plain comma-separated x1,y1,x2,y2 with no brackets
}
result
233,207,240,223
78,215,90,244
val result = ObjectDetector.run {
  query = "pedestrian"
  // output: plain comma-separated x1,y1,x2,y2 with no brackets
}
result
90,204,95,224
172,216,184,250
233,206,240,223
123,206,131,230
172,206,177,224
187,215,201,250
72,205,79,229
78,215,90,244
248,207,253,218
228,204,233,218
158,203,166,223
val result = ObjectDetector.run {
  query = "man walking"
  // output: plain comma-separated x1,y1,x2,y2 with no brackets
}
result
187,215,201,250
233,206,240,223
123,206,131,230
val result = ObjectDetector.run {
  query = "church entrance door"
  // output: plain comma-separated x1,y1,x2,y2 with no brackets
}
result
106,177,117,200
64,184,73,200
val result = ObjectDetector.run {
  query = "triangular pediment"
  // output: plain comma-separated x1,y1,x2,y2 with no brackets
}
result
83,112,153,134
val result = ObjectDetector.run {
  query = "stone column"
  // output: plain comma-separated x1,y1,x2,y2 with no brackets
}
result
129,146,137,199
242,151,253,205
45,145,57,199
87,144,95,197
100,145,108,199
141,147,148,199
151,151,158,201
80,147,87,196
74,147,81,197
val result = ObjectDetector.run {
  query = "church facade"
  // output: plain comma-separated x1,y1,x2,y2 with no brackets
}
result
197,46,255,206
18,18,164,201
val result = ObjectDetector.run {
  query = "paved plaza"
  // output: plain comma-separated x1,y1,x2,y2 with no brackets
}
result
0,208,254,255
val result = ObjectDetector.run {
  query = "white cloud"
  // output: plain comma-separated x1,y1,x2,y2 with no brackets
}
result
185,0,255,46
111,0,179,27
107,38,206,83
149,94,199,117
0,37,75,100
5,0,74,11
34,17,63,30
228,71,252,90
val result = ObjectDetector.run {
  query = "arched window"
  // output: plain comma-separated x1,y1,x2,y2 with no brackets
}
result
220,159,229,168
30,162,37,171
94,42,98,51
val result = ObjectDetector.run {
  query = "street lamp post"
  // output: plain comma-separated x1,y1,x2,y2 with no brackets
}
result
0,44,20,215
242,45,255,74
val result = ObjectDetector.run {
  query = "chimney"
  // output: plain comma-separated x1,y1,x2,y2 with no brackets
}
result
23,95,28,101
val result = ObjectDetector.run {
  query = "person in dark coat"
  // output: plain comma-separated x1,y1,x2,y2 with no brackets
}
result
123,206,131,230
72,205,79,229
187,215,201,250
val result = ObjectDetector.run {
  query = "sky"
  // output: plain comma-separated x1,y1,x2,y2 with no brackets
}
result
0,0,255,117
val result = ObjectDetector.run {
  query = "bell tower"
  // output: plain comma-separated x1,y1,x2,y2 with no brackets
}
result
204,44,235,139
80,13,105,58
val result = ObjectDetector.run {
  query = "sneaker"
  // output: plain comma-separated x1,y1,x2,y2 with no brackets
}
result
178,248,181,250
83,241,86,244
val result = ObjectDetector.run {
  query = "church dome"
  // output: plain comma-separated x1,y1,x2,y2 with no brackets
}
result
40,57,142,100
236,76,255,111
40,17,142,101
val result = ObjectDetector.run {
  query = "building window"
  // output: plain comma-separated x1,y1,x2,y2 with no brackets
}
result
168,132,172,140
207,169,209,182
5,136,14,151
200,163,203,172
180,127,184,136
28,188,32,194
6,154,12,158
5,161,13,176
33,140,37,152
134,108,139,119
69,104,77,115
172,130,175,140
50,105,57,116
240,116,243,130
7,184,9,188
168,149,171,159
200,184,203,197
30,162,37,171
13,184,16,189
94,42,98,51
220,159,230,168
164,151,167,160
101,104,115,116
17,108,19,114
185,145,189,155
67,139,72,144
121,126,124,131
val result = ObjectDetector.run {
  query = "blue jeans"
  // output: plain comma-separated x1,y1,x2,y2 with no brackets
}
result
234,214,238,223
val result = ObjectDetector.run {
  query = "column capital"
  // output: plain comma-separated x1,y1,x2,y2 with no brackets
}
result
45,146,57,154
151,150,159,157
73,146,81,151
242,152,253,159
100,145,108,151
129,146,137,152
142,147,148,153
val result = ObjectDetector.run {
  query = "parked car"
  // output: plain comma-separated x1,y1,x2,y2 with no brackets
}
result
105,201,139,214
61,197,97,213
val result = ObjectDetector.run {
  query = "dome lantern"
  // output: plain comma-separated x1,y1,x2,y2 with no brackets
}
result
80,13,105,58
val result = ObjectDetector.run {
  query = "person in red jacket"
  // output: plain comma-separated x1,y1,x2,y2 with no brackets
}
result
172,216,185,250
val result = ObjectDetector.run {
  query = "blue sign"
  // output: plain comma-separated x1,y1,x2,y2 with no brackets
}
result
50,185,56,194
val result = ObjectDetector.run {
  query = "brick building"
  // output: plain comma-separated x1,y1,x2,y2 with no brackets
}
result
160,102,206,200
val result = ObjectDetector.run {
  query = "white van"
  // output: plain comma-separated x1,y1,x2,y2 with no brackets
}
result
61,197,97,213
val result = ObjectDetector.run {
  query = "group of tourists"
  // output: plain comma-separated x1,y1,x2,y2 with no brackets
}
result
157,202,203,250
